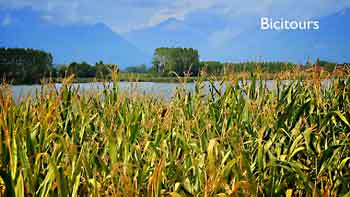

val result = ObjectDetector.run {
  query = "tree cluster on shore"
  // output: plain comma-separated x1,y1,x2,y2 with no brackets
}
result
57,61,112,79
0,48,115,83
0,48,53,83
152,47,200,76
150,48,347,76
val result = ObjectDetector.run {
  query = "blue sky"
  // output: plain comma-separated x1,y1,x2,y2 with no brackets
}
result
1,0,350,33
1,0,350,64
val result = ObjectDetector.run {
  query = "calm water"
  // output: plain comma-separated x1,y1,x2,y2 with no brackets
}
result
10,80,331,101
10,81,215,101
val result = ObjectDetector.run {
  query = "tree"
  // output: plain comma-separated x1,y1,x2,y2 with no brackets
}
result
58,66,68,77
0,48,53,83
200,61,223,75
124,64,148,73
152,47,200,76
96,62,111,79
318,60,337,72
63,61,96,78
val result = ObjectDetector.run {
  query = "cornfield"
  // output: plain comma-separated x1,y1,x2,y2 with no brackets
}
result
0,72,350,196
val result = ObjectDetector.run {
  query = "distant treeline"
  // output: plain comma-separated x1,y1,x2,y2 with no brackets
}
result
199,61,296,75
149,48,347,76
150,47,295,76
0,47,348,84
199,60,350,75
0,48,115,83
57,61,113,79
0,48,53,83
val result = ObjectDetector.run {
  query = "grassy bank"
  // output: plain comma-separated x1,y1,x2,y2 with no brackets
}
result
0,72,350,196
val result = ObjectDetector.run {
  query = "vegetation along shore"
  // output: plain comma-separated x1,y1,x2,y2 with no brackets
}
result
1,47,349,84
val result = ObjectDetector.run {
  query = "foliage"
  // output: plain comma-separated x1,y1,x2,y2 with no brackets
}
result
199,61,223,75
0,48,53,83
124,64,148,73
2,48,348,85
66,62,96,78
199,61,298,75
318,60,337,72
58,61,114,79
95,61,112,79
152,47,200,76
0,74,350,196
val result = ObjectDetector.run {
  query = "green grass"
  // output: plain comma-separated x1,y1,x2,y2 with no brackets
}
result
0,71,350,196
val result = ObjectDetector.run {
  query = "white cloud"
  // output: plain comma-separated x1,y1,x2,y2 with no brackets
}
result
147,0,215,26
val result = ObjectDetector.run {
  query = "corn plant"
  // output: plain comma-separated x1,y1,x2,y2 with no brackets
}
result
0,73,349,196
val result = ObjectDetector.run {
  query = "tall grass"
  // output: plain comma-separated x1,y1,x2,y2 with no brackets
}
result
0,72,350,196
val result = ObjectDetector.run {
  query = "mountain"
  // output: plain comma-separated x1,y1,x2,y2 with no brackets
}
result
0,7,149,68
218,8,350,63
125,8,350,63
124,18,209,55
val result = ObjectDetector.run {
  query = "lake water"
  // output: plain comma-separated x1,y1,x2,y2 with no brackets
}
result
9,80,331,101
10,81,215,101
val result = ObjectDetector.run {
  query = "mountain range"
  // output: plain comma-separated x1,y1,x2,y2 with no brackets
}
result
0,7,349,68
0,8,149,68
221,9,350,63
124,8,350,64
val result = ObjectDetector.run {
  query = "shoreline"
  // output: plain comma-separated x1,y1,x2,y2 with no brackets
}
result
5,71,346,85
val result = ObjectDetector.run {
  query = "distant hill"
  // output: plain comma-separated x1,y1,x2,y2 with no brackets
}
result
124,18,209,55
0,7,149,68
220,8,350,63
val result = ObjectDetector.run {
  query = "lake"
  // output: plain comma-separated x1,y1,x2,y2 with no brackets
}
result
9,80,331,101
10,81,214,101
